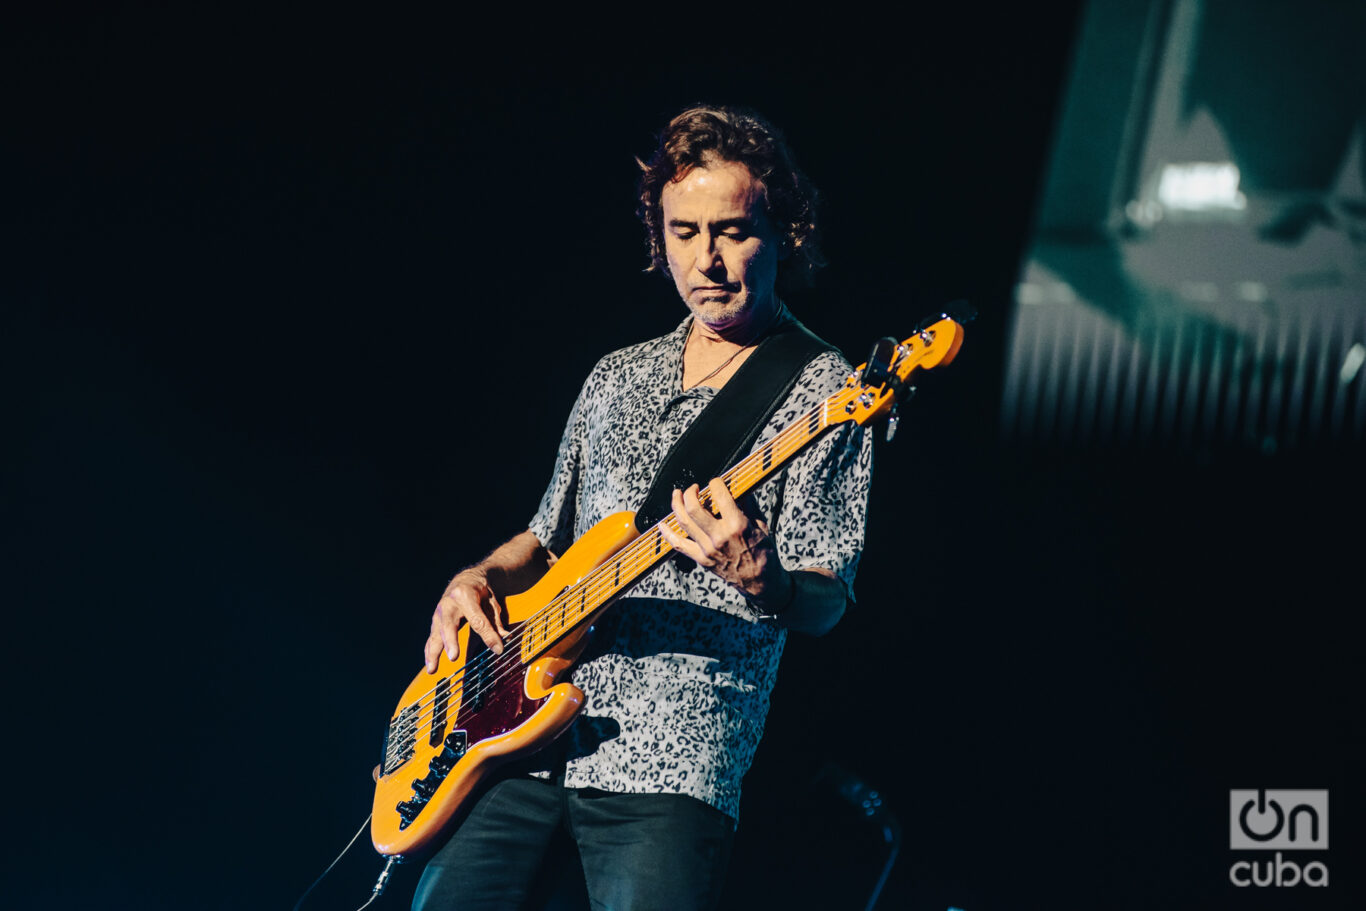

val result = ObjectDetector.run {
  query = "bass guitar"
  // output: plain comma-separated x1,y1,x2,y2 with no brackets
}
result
371,317,964,857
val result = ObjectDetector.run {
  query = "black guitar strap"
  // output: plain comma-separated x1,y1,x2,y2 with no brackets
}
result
633,318,837,532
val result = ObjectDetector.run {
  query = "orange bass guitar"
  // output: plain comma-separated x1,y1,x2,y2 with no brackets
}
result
371,317,964,858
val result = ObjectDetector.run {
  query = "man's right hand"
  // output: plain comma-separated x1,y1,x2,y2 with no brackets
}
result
424,568,511,672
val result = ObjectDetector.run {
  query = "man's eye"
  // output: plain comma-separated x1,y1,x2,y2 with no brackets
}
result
722,231,750,241
674,230,697,240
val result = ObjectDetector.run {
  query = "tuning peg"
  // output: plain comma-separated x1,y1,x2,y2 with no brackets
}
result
916,301,976,330
884,386,917,442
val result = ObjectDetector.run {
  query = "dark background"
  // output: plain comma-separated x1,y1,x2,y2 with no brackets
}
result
4,5,1360,910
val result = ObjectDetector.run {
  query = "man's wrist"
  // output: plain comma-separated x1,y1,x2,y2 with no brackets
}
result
749,568,798,619
452,564,496,594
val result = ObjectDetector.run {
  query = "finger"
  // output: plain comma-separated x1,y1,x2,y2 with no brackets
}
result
660,522,708,564
708,476,739,516
437,595,463,661
450,574,507,645
670,487,716,552
424,631,443,673
683,482,722,523
682,482,740,546
463,604,505,655
707,477,749,538
677,485,721,540
488,591,512,639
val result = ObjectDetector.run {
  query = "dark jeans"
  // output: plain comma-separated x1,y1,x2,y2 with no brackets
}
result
411,776,735,911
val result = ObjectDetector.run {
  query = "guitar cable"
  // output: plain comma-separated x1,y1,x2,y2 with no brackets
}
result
293,812,400,911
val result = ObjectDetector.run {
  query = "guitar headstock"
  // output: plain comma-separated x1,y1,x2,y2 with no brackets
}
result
834,316,965,427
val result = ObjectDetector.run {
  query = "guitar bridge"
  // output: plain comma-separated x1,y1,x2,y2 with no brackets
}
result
380,702,420,776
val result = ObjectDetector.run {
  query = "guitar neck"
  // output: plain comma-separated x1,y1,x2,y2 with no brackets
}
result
519,382,857,660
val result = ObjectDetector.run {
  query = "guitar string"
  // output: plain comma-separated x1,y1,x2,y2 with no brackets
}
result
381,391,853,761
383,505,700,754
383,524,686,767
388,327,933,728
383,403,833,742
384,337,943,769
385,483,783,762
384,495,735,759
379,327,939,764
383,522,686,763
380,398,851,770
392,334,937,748
382,440,869,772
383,506,722,763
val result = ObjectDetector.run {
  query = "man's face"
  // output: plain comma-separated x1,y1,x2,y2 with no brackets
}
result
660,159,781,330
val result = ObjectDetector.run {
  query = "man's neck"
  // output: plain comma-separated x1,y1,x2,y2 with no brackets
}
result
690,297,786,350
681,299,787,391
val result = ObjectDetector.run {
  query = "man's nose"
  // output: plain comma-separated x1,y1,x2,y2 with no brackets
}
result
694,236,724,276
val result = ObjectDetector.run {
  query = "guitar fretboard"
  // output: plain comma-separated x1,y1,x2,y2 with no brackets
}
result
519,384,858,661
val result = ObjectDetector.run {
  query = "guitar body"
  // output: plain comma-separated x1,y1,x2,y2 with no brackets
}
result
370,512,639,857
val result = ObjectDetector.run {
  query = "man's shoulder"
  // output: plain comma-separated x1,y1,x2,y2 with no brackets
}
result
794,347,855,397
601,329,678,367
583,321,686,383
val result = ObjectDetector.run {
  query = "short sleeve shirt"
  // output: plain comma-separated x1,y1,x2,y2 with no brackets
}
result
528,313,873,821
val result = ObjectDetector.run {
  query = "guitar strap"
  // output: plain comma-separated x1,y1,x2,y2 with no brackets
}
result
633,318,837,532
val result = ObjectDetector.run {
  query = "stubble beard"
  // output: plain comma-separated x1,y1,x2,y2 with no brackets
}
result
688,288,774,337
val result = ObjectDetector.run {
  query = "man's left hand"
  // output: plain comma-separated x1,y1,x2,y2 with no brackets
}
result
660,479,791,605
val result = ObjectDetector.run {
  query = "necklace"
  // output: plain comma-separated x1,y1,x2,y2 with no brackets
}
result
683,304,786,390
687,345,746,390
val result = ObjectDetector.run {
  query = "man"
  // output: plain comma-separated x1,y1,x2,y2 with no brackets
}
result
412,105,872,911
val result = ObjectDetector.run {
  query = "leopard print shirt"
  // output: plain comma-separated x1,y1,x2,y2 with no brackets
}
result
528,314,873,821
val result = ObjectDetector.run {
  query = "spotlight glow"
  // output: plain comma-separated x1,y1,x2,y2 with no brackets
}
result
1156,162,1247,212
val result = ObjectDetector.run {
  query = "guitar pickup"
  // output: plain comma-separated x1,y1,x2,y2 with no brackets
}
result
429,678,450,747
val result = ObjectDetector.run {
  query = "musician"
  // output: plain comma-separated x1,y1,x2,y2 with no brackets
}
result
413,105,873,911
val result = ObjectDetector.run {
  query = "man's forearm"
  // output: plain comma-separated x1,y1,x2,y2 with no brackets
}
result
468,529,556,595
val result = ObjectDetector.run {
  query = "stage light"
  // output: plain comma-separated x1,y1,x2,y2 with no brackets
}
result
1157,162,1247,214
1340,344,1365,386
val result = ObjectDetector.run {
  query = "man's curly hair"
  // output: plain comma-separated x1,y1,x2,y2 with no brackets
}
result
637,105,824,290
